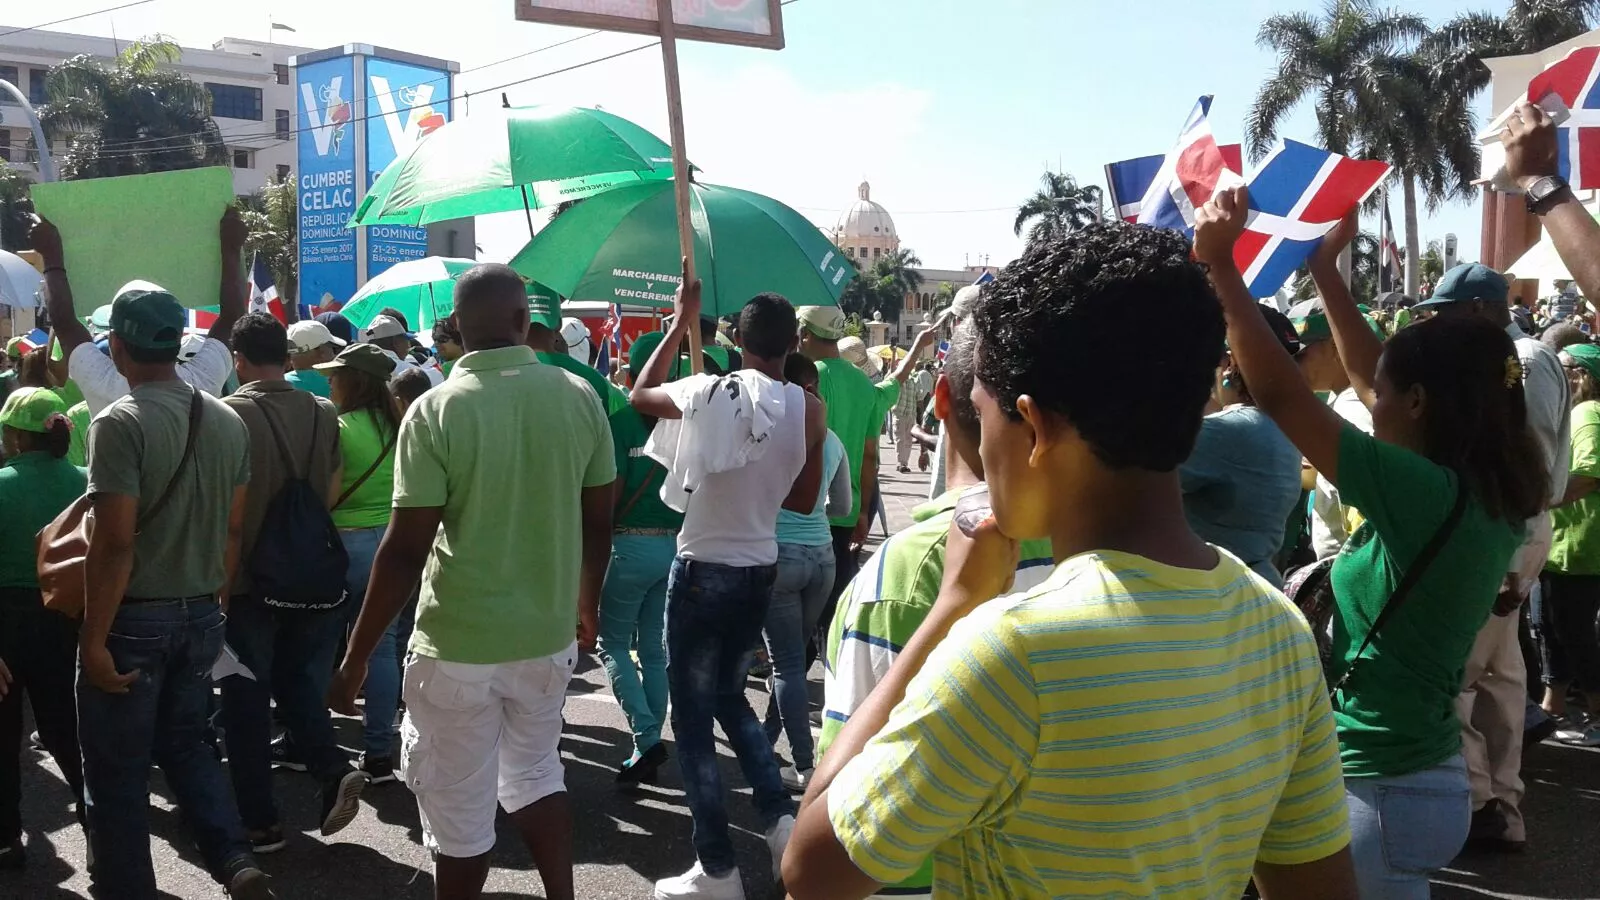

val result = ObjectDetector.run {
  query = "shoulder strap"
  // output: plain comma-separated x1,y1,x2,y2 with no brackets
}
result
137,387,203,532
1333,482,1470,693
333,413,396,511
246,394,315,481
614,460,662,525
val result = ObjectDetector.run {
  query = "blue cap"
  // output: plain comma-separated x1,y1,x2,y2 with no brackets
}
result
315,312,357,345
1417,264,1508,308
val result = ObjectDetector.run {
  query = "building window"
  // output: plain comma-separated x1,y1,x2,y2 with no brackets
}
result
873,247,882,259
207,83,264,121
0,131,10,163
0,67,16,102
28,68,46,105
274,63,289,85
275,109,290,140
276,163,291,182
233,149,253,169
859,247,867,259
844,247,854,258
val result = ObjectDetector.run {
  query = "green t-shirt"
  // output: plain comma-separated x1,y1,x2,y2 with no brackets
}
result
610,405,683,531
0,453,87,588
65,400,91,467
1550,401,1600,574
87,383,251,599
1329,425,1523,778
286,368,332,399
397,345,617,664
54,379,85,409
536,351,629,417
816,358,883,527
332,410,396,529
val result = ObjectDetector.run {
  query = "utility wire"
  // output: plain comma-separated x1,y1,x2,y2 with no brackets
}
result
0,0,157,41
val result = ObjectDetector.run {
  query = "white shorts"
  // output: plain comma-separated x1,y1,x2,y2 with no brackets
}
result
400,644,577,858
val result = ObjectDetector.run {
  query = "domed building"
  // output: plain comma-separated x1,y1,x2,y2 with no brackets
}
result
833,181,900,265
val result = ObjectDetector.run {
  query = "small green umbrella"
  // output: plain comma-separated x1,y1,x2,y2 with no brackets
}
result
351,105,680,228
509,180,856,317
340,257,563,331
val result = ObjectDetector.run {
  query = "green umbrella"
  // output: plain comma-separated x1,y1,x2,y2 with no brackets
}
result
509,180,856,317
340,256,562,331
351,105,680,228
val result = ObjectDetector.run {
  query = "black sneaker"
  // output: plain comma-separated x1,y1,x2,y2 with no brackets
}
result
319,768,369,836
226,865,277,899
0,839,24,871
1461,799,1526,855
248,824,287,855
270,735,307,773
359,753,397,785
616,742,669,786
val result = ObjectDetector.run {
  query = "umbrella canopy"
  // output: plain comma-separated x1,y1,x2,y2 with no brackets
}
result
339,257,562,331
509,180,856,317
868,344,907,363
0,250,42,307
351,105,680,228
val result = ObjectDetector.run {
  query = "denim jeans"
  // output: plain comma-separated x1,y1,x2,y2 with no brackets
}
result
809,525,862,670
762,542,836,771
666,557,795,876
78,598,255,899
344,525,411,757
0,590,83,845
596,533,676,755
1345,754,1470,900
219,593,348,829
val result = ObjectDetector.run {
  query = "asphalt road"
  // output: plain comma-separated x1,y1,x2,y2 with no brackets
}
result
9,442,1600,899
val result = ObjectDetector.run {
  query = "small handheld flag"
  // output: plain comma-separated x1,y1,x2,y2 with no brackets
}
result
1135,97,1243,234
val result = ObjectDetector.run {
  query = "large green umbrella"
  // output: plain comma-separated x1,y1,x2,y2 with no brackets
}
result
351,105,680,228
340,256,562,331
509,180,856,317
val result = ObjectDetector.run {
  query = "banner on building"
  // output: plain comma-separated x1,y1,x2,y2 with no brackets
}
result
296,55,358,314
364,56,452,279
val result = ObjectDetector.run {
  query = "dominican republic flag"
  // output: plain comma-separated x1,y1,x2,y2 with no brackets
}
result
935,340,949,363
248,253,287,323
971,270,995,286
1106,144,1244,223
15,327,49,353
1134,97,1244,233
1233,140,1391,298
595,302,622,374
1380,199,1403,291
1525,46,1600,189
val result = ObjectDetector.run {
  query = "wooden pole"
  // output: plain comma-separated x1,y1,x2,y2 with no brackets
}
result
658,0,703,374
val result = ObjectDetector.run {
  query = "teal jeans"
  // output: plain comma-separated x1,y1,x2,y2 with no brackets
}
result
596,533,677,755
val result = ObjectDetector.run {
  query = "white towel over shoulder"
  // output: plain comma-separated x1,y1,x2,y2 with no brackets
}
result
644,371,791,512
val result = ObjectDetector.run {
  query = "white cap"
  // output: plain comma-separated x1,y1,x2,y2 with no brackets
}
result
287,320,346,354
949,284,983,321
560,317,592,362
363,315,407,343
178,333,207,362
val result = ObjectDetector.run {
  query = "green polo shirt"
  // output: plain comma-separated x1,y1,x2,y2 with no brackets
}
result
0,452,87,589
397,345,617,664
535,351,629,417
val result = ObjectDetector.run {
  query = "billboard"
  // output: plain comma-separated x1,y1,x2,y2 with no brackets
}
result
364,57,452,279
296,55,358,313
514,0,784,49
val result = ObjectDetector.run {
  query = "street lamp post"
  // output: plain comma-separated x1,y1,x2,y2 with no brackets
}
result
0,79,57,182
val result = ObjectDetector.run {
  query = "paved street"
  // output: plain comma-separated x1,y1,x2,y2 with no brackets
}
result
9,436,1600,898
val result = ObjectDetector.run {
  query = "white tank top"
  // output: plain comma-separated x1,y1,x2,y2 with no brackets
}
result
677,377,808,567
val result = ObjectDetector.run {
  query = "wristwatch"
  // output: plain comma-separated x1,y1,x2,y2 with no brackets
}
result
1525,175,1569,214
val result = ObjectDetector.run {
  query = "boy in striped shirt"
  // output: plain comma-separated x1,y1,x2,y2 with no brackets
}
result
785,224,1358,900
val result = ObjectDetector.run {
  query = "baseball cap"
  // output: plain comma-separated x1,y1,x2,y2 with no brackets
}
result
315,311,357,344
838,335,871,369
560,317,592,362
1257,306,1301,356
1562,342,1600,382
1293,308,1386,347
527,285,561,330
0,386,68,433
288,320,347,354
1417,264,1508,309
108,281,186,350
362,315,407,343
797,306,846,341
4,337,23,360
178,333,206,362
314,342,398,379
88,304,114,330
948,284,984,321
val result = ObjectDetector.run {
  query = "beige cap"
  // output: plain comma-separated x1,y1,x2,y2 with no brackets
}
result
797,306,846,341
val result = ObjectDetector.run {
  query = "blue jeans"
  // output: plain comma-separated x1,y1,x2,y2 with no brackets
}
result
596,533,675,755
343,525,412,757
666,557,795,876
78,598,254,899
1345,754,1471,900
762,542,836,771
220,594,348,829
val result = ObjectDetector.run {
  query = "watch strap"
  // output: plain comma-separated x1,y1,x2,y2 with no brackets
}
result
1526,175,1568,213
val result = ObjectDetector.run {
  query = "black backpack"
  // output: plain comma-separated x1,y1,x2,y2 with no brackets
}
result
246,396,350,611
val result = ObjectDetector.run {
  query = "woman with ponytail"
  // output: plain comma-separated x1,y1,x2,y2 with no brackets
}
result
0,387,87,867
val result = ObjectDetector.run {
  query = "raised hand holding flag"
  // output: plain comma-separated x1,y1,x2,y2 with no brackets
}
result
1135,96,1243,234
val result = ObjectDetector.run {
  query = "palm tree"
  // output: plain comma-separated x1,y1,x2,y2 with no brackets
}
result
1291,230,1383,301
238,175,298,316
1014,171,1103,248
1429,1,1600,100
39,37,228,180
0,162,33,252
839,248,925,324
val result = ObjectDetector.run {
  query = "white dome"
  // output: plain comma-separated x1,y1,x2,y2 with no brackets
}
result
835,181,897,240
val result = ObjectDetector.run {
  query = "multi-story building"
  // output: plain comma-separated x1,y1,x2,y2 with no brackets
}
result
0,28,309,194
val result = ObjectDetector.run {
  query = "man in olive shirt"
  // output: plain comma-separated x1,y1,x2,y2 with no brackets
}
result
77,288,272,898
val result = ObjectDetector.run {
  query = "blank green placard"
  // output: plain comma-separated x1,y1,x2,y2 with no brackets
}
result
31,167,235,315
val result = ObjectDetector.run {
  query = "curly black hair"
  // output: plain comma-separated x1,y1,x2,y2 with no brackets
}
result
739,293,797,361
231,312,289,367
971,222,1224,472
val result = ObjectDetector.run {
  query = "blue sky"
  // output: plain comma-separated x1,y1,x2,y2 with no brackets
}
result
34,0,1494,267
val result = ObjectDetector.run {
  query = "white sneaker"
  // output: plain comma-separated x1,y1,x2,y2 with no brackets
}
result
1556,716,1600,747
766,814,796,881
653,862,746,900
780,765,813,793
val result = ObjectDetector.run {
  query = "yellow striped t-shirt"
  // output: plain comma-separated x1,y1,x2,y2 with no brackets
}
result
826,548,1349,898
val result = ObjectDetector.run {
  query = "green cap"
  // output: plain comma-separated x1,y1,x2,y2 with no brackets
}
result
4,337,23,360
1294,311,1386,345
0,386,68,433
109,284,186,350
313,342,397,379
527,282,561,330
88,304,114,330
1417,264,1508,308
1562,343,1600,382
